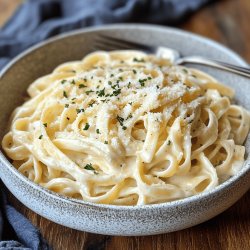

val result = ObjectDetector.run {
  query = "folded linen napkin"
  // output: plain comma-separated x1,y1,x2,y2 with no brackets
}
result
0,0,212,249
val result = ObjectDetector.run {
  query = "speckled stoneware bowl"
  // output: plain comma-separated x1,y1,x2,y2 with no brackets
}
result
0,24,249,236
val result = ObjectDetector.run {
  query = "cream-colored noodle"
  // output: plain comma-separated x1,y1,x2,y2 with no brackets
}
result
2,50,250,205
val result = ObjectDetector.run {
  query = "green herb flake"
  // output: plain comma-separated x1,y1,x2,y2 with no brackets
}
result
122,126,127,130
139,79,147,87
133,69,137,74
97,88,105,97
63,91,68,98
117,115,124,126
65,104,69,108
83,123,90,130
38,135,43,140
71,80,76,85
86,90,94,95
61,79,67,84
43,123,47,128
76,108,84,114
79,84,87,88
84,163,95,171
182,68,188,74
110,74,114,77
127,114,132,119
133,58,145,63
96,129,100,134
113,88,121,96
104,140,108,144
167,140,171,145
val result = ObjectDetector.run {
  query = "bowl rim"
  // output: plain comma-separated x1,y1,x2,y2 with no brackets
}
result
0,23,249,211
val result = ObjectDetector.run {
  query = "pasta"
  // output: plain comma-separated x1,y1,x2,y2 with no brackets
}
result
2,50,250,205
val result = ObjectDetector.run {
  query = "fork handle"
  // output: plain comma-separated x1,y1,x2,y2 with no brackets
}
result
176,56,250,78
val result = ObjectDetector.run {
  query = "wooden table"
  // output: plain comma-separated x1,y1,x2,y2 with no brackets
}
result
0,0,250,249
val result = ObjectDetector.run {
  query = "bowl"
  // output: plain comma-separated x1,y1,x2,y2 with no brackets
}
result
0,24,249,236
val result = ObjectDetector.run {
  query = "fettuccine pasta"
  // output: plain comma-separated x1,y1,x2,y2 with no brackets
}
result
2,50,250,205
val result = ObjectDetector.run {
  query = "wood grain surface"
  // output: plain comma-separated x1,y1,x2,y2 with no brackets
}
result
1,0,250,249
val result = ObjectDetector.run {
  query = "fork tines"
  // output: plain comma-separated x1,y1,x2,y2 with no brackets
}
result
93,34,153,52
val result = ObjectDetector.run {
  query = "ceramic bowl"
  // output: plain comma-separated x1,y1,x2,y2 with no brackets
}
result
0,24,249,236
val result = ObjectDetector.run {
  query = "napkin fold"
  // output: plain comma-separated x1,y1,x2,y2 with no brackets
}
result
0,0,212,249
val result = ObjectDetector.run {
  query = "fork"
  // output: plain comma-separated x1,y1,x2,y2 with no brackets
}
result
93,35,250,78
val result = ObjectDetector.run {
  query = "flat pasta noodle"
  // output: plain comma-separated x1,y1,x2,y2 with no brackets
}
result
2,50,250,205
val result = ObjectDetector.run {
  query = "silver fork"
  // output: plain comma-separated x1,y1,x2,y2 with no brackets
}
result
93,35,250,78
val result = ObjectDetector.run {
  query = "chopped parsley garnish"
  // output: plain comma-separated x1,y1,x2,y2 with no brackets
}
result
61,79,67,84
110,74,114,77
83,78,87,82
79,84,87,88
139,78,147,87
117,115,124,126
127,82,131,88
97,88,105,97
104,140,108,144
182,68,188,74
66,117,70,120
122,126,127,130
167,140,171,145
127,114,132,119
38,135,43,139
76,108,84,114
63,91,68,98
83,123,90,130
148,77,152,80
96,129,100,134
111,84,119,89
43,123,47,127
118,77,123,81
71,80,75,85
108,81,112,85
86,90,94,95
133,69,137,74
84,163,96,173
133,58,145,63
65,104,69,108
113,88,121,96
